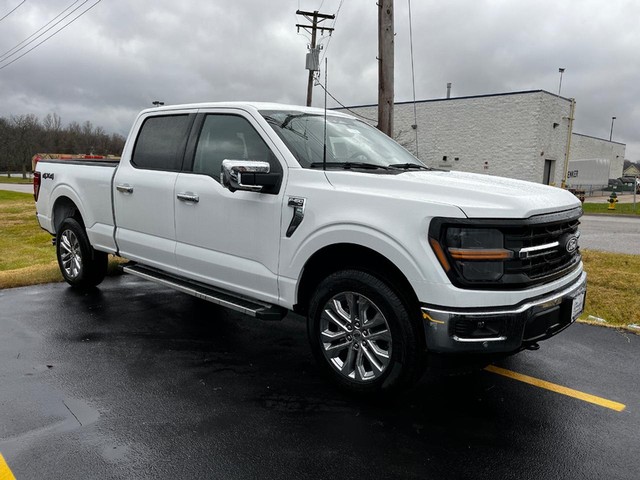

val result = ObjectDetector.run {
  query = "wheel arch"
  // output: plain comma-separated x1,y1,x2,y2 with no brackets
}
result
52,195,85,234
294,243,420,317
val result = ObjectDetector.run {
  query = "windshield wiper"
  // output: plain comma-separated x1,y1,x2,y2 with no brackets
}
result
281,113,318,128
388,163,430,170
264,115,308,140
310,162,390,170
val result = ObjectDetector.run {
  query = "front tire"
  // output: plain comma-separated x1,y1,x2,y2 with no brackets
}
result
307,270,423,394
56,218,108,288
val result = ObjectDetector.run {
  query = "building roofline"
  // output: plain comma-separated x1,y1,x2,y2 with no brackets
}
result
341,89,573,110
572,132,626,146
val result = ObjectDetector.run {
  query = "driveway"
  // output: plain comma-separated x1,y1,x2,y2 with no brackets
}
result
0,276,638,480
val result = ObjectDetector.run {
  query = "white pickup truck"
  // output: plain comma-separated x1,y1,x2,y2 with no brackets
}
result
34,102,586,394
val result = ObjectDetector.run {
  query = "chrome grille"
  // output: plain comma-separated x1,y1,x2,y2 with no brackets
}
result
429,206,583,290
503,215,581,285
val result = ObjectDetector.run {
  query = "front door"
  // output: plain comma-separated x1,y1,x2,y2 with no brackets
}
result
174,111,285,304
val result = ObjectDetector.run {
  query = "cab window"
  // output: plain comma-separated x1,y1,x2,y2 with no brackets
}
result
131,114,191,171
193,114,281,181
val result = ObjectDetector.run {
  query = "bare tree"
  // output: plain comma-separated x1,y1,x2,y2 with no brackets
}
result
11,114,40,178
0,113,126,175
0,117,11,174
42,113,63,152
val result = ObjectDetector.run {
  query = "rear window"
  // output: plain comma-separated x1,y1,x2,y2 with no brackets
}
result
132,115,191,171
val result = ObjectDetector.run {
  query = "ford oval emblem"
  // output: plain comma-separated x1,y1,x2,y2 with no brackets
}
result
566,236,578,253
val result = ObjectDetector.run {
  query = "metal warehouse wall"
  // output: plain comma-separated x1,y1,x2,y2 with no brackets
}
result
341,90,625,185
569,133,625,179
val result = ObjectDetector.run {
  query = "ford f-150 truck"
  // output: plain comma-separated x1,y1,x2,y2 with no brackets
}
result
34,102,586,394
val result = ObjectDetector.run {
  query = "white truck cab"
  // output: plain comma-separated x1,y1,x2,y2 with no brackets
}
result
34,102,586,394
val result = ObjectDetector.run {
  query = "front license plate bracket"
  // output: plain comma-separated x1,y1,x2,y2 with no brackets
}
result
571,291,585,321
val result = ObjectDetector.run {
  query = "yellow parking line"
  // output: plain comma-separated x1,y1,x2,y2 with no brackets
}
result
0,453,16,480
485,365,626,412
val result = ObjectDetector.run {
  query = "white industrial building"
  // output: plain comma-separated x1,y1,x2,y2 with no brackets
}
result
341,90,625,187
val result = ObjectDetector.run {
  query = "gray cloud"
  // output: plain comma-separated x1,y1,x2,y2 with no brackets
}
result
0,0,637,160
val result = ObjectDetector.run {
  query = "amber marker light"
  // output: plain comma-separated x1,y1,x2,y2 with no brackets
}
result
448,248,513,261
429,238,451,271
422,311,445,324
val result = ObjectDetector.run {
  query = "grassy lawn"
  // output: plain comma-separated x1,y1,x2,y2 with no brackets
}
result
0,191,638,330
0,191,61,288
0,191,121,289
0,176,33,184
582,202,640,215
580,250,640,327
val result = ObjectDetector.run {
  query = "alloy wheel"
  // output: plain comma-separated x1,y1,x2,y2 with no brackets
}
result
319,292,392,382
59,229,83,279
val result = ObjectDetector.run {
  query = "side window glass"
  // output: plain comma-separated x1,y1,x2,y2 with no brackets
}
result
132,115,190,171
193,114,280,180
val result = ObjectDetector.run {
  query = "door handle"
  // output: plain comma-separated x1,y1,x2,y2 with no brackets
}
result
116,184,133,194
177,192,199,203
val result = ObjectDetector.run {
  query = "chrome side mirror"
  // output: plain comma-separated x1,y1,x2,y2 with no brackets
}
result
221,160,272,192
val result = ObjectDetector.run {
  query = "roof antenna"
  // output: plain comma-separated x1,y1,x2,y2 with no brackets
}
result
323,57,328,171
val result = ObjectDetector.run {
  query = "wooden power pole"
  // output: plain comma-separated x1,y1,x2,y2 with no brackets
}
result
378,0,394,136
296,10,335,106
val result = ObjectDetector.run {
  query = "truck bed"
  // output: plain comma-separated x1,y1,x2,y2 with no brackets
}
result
35,160,119,254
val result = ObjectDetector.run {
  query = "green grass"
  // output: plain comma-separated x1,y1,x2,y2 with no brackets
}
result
0,176,33,184
0,191,56,271
0,191,638,330
582,202,640,215
0,191,122,289
580,250,640,327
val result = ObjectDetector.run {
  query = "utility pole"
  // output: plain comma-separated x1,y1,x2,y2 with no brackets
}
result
378,0,394,137
296,10,335,106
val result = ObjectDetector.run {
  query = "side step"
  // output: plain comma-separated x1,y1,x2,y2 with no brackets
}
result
123,264,286,321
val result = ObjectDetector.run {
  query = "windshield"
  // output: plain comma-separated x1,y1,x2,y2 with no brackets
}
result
260,110,426,170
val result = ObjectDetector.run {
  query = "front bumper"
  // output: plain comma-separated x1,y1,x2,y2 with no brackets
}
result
420,271,587,354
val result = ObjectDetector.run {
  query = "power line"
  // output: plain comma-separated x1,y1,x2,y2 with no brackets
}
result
0,0,26,23
0,0,85,64
0,0,102,71
315,81,378,123
319,0,344,64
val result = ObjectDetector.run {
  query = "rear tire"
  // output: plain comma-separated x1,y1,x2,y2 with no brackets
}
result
56,218,107,288
307,269,423,395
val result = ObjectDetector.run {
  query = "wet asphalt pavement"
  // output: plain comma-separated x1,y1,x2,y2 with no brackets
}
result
1,275,638,480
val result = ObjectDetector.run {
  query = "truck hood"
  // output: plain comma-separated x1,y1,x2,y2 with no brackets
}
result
326,169,581,218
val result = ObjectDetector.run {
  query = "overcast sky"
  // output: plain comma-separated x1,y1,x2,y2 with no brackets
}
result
0,0,638,161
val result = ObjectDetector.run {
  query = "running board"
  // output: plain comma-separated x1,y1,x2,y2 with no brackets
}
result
123,264,286,321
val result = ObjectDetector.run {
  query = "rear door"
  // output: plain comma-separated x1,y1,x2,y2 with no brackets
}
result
114,111,195,273
173,109,285,303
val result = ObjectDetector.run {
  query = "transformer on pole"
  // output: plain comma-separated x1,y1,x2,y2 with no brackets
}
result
296,10,335,106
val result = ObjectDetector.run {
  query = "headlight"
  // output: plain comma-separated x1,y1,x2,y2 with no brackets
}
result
430,227,513,282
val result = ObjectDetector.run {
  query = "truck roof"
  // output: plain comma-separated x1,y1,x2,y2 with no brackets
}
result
139,102,355,119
